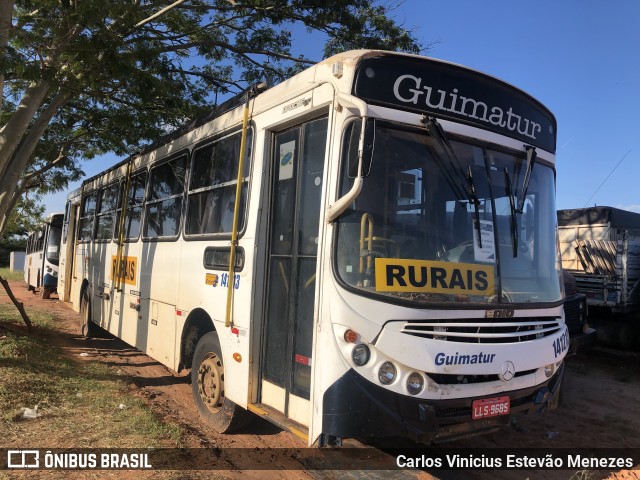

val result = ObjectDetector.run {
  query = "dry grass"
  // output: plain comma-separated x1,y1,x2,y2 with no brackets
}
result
0,303,184,450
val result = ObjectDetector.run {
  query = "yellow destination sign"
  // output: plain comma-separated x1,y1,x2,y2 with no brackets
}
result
374,258,494,295
110,255,137,286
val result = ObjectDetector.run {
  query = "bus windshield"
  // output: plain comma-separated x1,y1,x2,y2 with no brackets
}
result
46,225,62,266
334,120,563,306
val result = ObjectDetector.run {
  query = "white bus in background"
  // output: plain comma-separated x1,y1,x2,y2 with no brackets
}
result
24,213,64,299
58,50,567,446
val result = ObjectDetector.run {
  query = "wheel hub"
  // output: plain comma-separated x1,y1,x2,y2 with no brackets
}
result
197,354,224,413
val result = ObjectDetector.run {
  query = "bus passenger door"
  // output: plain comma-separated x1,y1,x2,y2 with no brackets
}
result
261,117,328,427
60,201,79,302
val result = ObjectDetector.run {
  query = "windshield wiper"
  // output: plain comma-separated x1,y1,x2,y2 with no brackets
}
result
518,146,537,212
466,166,482,248
425,118,467,202
504,166,519,257
426,117,483,247
503,146,537,258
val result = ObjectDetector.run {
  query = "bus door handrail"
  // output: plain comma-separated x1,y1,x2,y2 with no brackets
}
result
225,83,266,328
325,93,368,223
115,160,133,292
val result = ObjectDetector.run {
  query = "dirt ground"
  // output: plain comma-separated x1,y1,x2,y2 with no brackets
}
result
2,279,640,480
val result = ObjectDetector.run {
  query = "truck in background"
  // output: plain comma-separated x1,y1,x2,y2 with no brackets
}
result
557,206,640,348
562,270,595,353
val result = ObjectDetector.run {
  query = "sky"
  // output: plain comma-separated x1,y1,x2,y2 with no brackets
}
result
43,0,640,215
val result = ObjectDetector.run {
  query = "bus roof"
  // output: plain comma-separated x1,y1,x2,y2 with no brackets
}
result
81,49,556,188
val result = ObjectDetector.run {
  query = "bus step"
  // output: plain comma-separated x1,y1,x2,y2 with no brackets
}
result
247,403,309,443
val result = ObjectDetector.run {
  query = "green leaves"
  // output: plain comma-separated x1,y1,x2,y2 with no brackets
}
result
0,0,422,236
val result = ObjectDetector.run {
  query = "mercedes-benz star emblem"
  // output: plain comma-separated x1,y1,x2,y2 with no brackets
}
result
499,361,515,382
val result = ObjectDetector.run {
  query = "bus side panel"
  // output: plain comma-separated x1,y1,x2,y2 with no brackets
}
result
131,241,181,369
176,235,256,406
107,241,147,356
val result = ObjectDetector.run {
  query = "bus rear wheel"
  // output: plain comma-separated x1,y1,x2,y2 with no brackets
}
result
191,332,252,433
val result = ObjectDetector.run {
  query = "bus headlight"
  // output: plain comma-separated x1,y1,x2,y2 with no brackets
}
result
351,344,370,366
378,362,396,385
407,372,424,395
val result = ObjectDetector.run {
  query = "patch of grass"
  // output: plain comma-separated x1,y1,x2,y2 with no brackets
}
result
0,298,56,330
0,304,184,449
0,266,24,282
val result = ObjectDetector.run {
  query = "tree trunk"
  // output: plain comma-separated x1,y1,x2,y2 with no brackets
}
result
0,89,69,237
0,80,51,174
0,186,21,234
0,275,32,332
0,0,16,113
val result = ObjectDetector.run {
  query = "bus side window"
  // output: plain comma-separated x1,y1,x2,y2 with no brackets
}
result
78,192,98,242
37,229,45,251
95,183,120,241
115,170,148,241
62,201,71,244
144,155,187,239
186,129,252,236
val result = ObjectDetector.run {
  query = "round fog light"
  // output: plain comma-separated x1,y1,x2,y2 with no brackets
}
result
352,344,370,366
407,372,424,395
378,362,396,385
544,364,554,378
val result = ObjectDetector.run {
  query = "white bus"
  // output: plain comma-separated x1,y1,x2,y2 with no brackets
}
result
25,213,64,299
59,50,567,446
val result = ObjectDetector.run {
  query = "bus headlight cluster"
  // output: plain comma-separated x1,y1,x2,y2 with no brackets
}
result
378,362,396,385
351,344,370,366
406,372,424,395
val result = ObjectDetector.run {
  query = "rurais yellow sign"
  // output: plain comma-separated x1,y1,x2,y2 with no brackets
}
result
374,258,494,295
110,256,137,286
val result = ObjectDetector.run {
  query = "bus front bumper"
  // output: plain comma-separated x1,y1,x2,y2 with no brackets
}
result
321,363,564,444
43,273,58,288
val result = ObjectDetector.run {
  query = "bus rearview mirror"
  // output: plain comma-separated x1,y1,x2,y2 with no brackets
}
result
348,118,375,178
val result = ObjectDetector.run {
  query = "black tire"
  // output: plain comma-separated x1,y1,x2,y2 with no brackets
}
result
41,286,52,299
80,287,97,338
191,331,252,433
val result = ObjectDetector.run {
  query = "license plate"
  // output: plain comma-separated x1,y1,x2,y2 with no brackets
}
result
472,396,510,420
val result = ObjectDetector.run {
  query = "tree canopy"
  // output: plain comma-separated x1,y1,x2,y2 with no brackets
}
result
0,0,422,236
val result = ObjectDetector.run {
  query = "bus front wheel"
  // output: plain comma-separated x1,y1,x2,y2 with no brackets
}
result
80,287,96,338
191,332,252,433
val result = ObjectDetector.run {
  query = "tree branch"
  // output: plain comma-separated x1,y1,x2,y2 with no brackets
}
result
0,88,71,210
164,67,243,91
0,80,51,177
147,38,316,65
21,144,71,185
0,276,32,332
133,0,188,30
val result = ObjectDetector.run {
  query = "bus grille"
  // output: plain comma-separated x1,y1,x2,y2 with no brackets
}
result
428,368,537,385
401,318,562,343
